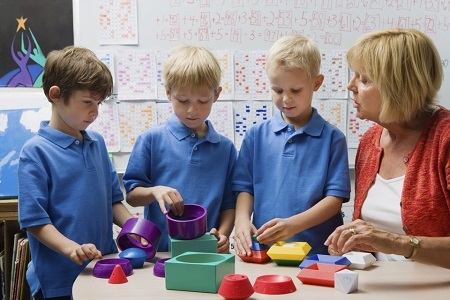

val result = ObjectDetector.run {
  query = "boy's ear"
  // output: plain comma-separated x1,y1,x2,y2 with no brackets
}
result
166,89,172,101
313,74,324,91
49,86,62,103
213,86,222,103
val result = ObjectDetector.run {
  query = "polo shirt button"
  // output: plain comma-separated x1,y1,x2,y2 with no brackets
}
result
403,157,409,163
75,140,80,145
288,139,292,143
191,133,196,138
287,128,292,132
194,147,198,151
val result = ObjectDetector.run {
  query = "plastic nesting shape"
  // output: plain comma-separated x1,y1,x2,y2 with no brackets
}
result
153,257,171,278
166,204,207,240
117,217,161,260
165,251,235,293
238,235,271,264
218,274,254,300
253,275,296,295
118,247,147,268
343,251,377,269
92,258,133,278
267,241,311,266
299,254,351,269
297,262,350,287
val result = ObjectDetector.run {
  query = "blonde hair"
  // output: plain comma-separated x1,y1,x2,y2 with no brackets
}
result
43,46,113,104
163,45,221,92
265,34,321,78
347,28,443,123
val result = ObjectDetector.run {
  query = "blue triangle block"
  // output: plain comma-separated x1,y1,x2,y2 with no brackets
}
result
299,254,351,269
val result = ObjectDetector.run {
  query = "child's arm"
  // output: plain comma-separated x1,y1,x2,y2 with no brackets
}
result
233,192,257,256
255,196,343,245
126,186,184,216
210,208,235,253
27,224,102,265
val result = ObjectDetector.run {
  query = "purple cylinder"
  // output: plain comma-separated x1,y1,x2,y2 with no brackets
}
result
166,204,207,240
117,218,161,259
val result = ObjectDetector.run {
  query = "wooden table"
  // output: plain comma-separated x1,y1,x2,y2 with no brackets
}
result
74,252,450,299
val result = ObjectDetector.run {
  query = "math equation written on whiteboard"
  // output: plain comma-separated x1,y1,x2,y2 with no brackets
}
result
152,0,450,49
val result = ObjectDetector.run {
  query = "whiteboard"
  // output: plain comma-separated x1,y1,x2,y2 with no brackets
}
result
75,0,450,106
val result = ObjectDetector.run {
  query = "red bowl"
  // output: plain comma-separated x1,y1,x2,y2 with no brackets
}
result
218,274,254,300
253,274,296,295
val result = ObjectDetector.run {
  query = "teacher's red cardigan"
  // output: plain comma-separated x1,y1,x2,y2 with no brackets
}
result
353,106,450,236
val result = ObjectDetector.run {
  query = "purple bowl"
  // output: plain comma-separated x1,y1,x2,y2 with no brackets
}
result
153,257,171,277
92,258,133,278
117,218,162,259
166,204,207,240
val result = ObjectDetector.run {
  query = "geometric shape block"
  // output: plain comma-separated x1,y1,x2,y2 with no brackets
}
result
267,241,311,265
334,269,358,293
118,247,147,268
166,204,207,240
218,274,254,300
299,254,351,269
165,252,235,293
238,249,271,264
169,233,217,257
297,263,350,287
251,235,270,251
253,275,296,295
117,217,162,260
342,251,376,269
153,258,171,278
92,258,133,278
108,264,128,284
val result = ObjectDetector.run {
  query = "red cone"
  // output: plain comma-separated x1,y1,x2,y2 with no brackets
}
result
108,264,128,284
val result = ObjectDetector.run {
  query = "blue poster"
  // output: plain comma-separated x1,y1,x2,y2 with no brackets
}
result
0,108,46,197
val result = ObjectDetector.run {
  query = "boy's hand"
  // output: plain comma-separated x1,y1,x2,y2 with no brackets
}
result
255,218,295,245
69,243,102,265
151,185,184,215
233,220,257,256
210,228,230,254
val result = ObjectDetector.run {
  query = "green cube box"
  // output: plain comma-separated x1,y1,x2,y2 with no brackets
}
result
165,252,235,293
169,233,218,257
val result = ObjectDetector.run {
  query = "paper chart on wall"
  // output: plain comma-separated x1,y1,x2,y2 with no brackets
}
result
213,50,235,101
234,51,271,101
346,101,374,148
88,98,120,152
312,99,347,136
116,50,158,100
98,0,138,45
118,101,157,152
156,102,173,125
317,50,349,99
234,101,273,150
156,50,170,101
210,102,234,142
94,49,116,90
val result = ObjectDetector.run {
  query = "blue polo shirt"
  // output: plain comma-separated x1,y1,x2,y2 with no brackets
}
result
232,109,351,254
18,121,123,298
123,114,237,251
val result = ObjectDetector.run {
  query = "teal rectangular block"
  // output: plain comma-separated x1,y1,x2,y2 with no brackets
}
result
165,252,235,293
169,233,218,257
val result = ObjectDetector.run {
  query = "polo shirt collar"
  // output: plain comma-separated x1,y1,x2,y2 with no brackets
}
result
272,107,325,136
38,121,97,149
167,114,220,143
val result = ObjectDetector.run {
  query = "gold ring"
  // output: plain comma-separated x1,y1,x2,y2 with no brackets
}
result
349,228,357,235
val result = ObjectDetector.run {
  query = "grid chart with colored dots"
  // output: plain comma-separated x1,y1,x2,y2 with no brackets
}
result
118,101,157,152
98,0,138,45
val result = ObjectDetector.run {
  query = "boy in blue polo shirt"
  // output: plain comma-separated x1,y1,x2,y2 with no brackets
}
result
232,34,351,256
123,45,237,253
18,46,138,299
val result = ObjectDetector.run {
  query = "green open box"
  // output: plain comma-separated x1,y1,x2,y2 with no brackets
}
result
165,252,235,293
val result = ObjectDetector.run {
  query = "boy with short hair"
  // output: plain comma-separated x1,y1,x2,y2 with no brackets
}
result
232,34,351,256
123,45,237,253
18,46,137,299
